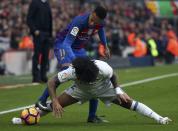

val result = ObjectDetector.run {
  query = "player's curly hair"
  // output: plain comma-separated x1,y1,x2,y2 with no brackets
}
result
94,6,107,20
72,57,99,83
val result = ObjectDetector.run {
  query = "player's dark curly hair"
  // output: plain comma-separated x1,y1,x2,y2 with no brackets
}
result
72,57,99,83
94,6,107,20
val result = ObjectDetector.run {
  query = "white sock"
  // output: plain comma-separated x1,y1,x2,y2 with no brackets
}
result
131,100,162,122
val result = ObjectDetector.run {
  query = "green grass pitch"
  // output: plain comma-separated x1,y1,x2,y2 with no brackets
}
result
0,64,178,131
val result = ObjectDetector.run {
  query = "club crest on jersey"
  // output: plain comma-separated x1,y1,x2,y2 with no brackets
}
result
59,72,68,81
70,27,79,36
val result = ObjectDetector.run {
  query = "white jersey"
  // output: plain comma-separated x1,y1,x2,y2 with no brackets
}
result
57,60,114,95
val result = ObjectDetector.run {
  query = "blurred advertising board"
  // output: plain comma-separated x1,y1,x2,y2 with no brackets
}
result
145,0,178,17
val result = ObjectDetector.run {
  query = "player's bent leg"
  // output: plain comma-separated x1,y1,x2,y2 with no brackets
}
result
38,92,78,117
112,98,172,124
36,80,60,110
57,92,79,108
87,99,108,123
36,64,70,110
112,95,132,109
88,99,102,123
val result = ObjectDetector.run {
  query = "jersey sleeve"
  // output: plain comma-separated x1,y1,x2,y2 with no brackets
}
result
62,17,82,46
95,60,113,78
57,66,76,83
98,28,107,46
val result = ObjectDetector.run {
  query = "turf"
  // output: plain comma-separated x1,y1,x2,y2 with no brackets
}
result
0,64,178,131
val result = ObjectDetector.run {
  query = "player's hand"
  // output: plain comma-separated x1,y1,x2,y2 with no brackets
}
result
105,46,111,59
52,98,64,118
98,44,110,59
117,93,131,104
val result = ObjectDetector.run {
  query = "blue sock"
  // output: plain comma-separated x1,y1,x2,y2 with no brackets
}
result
88,99,98,119
38,87,49,103
38,66,69,103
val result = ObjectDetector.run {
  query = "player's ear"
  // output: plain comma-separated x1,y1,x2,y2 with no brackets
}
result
92,12,101,24
89,13,95,25
93,12,97,19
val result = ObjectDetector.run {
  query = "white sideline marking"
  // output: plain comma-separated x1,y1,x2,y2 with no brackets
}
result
0,73,178,115
0,83,40,89
0,105,35,115
120,73,178,87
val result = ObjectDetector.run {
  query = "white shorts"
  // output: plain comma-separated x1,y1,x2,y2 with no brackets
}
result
64,84,117,105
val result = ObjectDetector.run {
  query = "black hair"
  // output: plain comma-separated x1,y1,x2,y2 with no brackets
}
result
72,57,99,83
94,6,107,20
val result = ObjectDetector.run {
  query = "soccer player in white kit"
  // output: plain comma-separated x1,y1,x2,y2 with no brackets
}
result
41,57,171,124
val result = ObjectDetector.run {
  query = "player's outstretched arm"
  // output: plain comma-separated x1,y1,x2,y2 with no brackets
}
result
110,73,131,104
48,75,60,101
48,75,64,118
98,28,111,59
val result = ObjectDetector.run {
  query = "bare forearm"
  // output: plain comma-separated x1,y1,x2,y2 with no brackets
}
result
110,73,119,88
48,75,60,100
110,73,125,96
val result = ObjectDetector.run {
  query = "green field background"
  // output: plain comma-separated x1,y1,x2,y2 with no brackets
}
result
0,64,178,131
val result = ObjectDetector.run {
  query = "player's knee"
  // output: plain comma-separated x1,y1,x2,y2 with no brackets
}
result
120,98,133,109
47,77,53,86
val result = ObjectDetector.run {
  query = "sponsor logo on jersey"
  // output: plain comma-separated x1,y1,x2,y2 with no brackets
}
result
70,27,79,36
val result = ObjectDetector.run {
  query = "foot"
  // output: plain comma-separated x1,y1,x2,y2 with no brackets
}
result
35,101,50,112
35,101,52,117
158,117,172,125
87,116,109,123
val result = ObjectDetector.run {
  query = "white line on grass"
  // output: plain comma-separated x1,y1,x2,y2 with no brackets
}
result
0,72,178,115
0,83,40,89
121,73,178,87
0,105,35,115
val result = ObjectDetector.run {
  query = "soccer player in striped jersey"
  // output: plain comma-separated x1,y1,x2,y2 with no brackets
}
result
36,6,110,123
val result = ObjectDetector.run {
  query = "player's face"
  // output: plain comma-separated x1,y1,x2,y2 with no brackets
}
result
89,13,103,26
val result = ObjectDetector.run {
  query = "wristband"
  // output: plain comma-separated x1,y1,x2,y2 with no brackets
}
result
115,87,124,95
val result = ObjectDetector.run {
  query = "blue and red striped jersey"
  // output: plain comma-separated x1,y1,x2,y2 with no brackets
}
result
55,13,107,49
